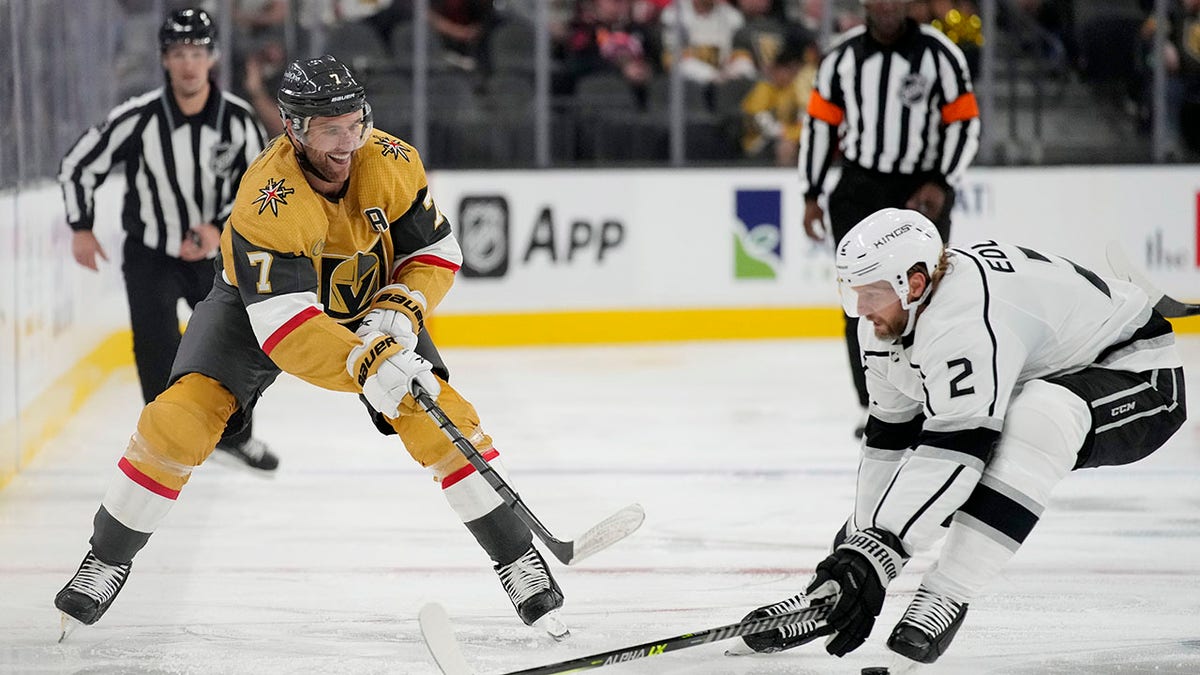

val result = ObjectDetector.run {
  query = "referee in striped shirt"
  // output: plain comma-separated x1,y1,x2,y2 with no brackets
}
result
799,0,981,435
59,8,278,471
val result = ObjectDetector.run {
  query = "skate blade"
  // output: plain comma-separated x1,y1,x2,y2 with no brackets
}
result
886,652,924,673
533,609,570,641
58,613,83,643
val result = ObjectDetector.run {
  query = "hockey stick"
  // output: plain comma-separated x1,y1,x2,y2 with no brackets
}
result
413,386,644,566
418,601,833,675
1106,241,1200,318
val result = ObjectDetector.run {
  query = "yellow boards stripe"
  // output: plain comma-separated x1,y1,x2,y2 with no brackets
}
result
0,330,133,492
429,307,847,346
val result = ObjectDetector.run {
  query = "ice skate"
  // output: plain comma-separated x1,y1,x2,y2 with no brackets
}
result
495,545,568,640
732,592,831,655
55,551,132,641
213,437,279,472
886,586,968,664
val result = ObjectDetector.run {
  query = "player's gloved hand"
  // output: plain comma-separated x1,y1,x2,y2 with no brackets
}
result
805,527,907,657
346,330,441,417
363,283,427,350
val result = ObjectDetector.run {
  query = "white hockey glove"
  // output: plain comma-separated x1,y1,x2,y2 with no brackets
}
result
361,283,427,350
346,330,441,418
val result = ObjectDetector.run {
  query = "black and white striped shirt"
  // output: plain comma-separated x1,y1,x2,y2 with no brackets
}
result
799,20,981,197
59,83,266,257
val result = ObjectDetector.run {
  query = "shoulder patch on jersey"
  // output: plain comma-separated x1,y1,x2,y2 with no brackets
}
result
373,134,412,162
252,177,296,217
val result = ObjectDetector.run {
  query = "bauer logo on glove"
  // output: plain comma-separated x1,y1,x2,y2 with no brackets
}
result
374,289,425,332
355,334,399,386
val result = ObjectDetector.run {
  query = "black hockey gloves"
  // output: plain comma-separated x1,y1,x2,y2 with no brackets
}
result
806,527,907,657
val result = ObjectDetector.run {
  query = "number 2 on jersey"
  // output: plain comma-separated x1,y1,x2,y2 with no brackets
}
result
948,358,975,398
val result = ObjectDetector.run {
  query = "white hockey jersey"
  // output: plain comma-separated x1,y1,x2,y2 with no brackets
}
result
850,240,1182,554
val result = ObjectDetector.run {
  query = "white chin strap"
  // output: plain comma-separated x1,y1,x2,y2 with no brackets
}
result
900,285,933,337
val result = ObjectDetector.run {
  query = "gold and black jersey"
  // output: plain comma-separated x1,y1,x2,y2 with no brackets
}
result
219,131,462,392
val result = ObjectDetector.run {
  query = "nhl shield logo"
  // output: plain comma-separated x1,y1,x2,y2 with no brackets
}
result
209,141,239,178
459,196,509,278
899,73,931,107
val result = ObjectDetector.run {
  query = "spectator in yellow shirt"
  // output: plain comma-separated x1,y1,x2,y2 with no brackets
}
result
739,38,811,165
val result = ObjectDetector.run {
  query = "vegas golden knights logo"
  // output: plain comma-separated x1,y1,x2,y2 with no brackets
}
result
323,251,381,320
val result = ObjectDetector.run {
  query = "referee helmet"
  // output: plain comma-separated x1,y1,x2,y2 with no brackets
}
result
159,8,217,53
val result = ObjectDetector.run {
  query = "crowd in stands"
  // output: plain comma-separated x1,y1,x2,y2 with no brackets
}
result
1136,0,1200,157
130,0,1200,167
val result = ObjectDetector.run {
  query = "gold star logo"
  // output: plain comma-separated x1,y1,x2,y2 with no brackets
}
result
252,177,295,216
375,136,411,162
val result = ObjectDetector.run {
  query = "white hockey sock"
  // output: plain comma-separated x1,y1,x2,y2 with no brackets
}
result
100,433,193,535
438,448,508,524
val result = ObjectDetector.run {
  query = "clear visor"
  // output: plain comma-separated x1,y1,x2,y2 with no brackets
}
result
295,104,373,153
838,278,903,318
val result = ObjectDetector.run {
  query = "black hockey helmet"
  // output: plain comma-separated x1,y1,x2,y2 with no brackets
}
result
278,55,368,121
159,8,217,53
278,55,373,154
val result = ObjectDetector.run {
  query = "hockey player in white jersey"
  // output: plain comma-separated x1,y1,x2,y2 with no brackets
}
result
738,208,1187,667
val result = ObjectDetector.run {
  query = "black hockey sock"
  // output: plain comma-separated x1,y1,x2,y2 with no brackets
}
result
463,504,533,566
89,506,152,565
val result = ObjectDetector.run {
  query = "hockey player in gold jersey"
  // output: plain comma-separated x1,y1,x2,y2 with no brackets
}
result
56,55,568,640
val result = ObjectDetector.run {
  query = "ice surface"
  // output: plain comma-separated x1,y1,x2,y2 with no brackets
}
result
2,339,1198,674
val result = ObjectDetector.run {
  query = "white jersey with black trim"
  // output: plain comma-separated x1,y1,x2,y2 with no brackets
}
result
854,240,1181,554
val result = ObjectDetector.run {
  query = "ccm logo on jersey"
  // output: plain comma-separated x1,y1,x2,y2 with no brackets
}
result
356,335,398,386
1111,401,1136,417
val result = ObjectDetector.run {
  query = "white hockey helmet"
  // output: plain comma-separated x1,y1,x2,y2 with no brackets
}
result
836,208,943,330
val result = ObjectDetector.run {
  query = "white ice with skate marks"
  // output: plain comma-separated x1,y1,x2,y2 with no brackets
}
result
1,339,1199,674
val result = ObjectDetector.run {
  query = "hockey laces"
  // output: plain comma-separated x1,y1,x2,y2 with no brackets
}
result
902,587,965,638
761,595,825,639
70,553,130,603
497,548,550,608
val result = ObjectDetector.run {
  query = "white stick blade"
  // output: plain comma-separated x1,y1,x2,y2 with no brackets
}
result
567,503,646,566
418,603,476,675
1105,241,1165,304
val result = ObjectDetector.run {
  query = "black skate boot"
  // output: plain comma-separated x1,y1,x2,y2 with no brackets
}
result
55,551,132,641
886,585,969,664
495,545,567,639
737,592,833,654
214,437,279,472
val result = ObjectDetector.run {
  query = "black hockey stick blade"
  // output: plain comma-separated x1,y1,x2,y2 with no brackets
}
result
413,387,644,566
418,601,833,675
1106,241,1200,318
